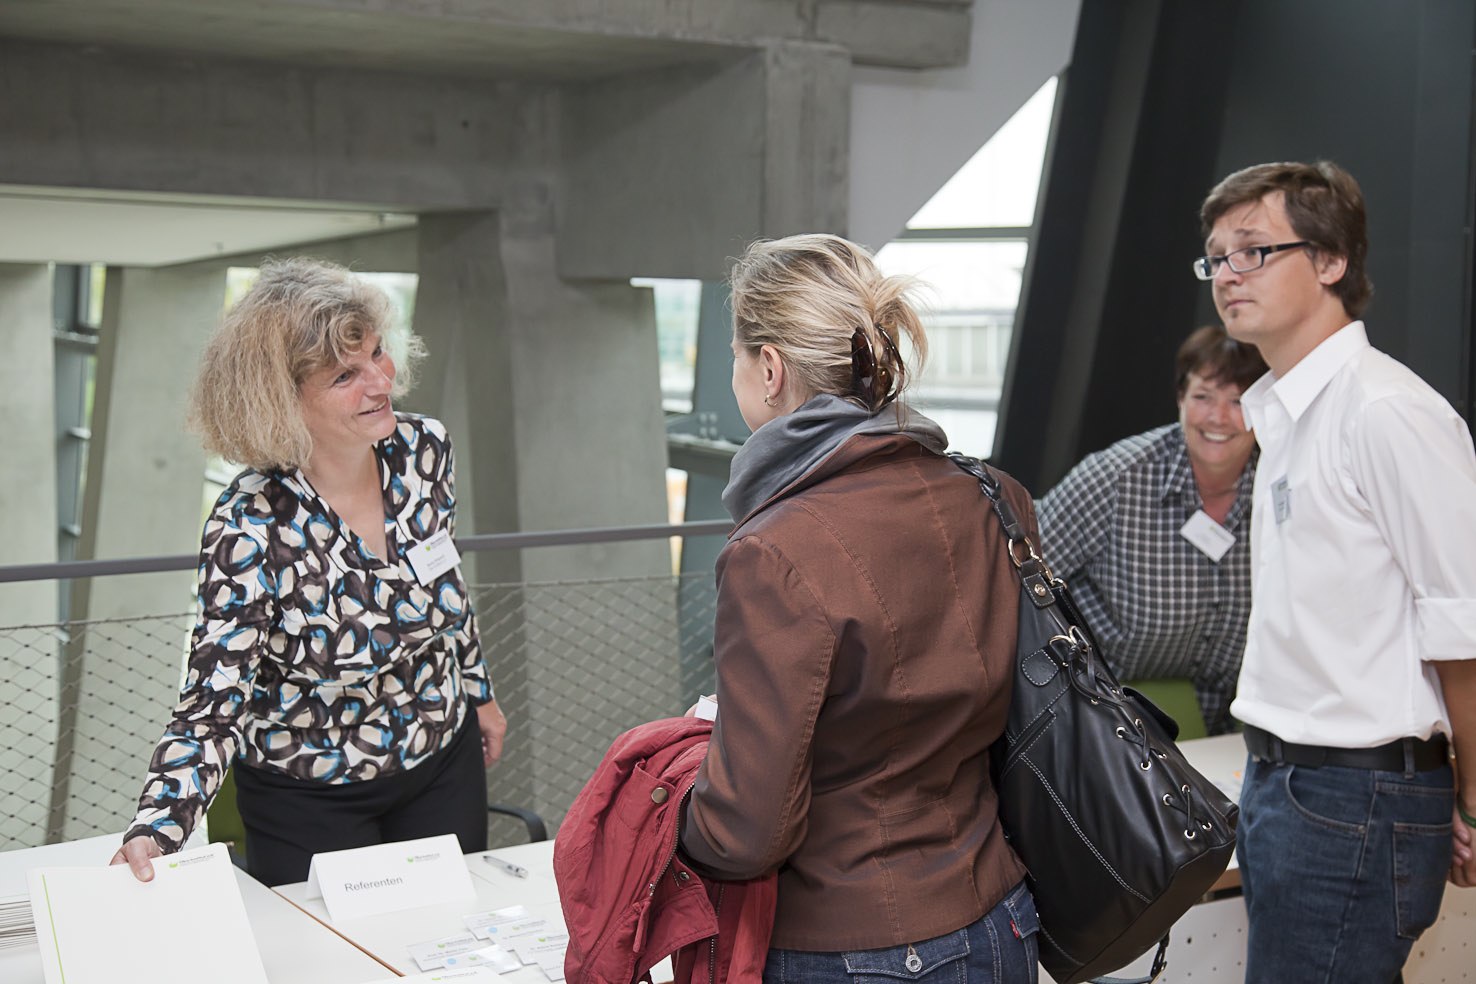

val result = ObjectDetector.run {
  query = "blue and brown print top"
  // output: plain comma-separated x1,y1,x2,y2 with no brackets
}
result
124,413,494,852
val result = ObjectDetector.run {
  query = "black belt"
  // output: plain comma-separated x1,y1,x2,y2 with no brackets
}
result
1244,725,1449,773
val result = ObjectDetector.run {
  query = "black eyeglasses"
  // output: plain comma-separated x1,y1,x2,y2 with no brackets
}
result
1192,241,1309,281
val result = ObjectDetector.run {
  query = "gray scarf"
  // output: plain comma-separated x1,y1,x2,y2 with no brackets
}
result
722,394,949,523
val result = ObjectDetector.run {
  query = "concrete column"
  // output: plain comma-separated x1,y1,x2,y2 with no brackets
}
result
558,41,850,280
0,264,59,848
413,201,676,835
53,263,226,841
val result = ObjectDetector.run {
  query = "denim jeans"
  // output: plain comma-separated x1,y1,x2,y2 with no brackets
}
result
1237,755,1454,984
761,880,1039,984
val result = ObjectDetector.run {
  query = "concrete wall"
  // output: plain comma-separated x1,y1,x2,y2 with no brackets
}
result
557,42,850,280
0,264,60,848
55,264,224,840
412,205,678,832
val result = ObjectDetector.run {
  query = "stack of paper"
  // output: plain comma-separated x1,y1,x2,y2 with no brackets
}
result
27,843,269,984
0,893,35,950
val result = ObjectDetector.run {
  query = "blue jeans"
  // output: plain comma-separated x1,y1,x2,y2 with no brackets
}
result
1237,755,1453,984
761,880,1039,984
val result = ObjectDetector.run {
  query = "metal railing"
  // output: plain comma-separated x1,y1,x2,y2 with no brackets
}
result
0,522,730,851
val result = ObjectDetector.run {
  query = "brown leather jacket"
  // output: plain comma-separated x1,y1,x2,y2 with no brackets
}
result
680,433,1031,951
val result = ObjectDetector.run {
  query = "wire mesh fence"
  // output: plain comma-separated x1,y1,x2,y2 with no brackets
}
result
0,572,719,852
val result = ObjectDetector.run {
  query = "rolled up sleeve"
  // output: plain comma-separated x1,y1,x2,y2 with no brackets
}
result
1352,395,1476,662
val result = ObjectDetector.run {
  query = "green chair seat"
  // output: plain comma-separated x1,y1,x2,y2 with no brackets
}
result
1124,677,1208,741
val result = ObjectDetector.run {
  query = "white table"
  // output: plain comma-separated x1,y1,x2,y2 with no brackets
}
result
0,835,389,984
274,839,567,982
1177,732,1247,889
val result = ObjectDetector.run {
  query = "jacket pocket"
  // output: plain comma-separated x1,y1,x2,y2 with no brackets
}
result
613,762,674,833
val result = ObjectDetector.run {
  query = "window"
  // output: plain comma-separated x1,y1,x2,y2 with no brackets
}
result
633,277,703,414
876,77,1057,457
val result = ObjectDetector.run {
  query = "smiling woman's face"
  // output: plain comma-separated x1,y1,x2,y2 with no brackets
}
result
1177,370,1255,476
298,333,399,455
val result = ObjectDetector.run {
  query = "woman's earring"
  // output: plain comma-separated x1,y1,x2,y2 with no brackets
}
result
763,393,777,407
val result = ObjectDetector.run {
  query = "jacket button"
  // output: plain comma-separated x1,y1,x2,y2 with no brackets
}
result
651,787,669,804
676,870,690,882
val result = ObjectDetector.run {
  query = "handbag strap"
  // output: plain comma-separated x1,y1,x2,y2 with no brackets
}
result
947,452,1171,984
946,453,1060,612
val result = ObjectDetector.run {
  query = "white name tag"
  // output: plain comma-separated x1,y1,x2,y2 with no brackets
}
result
1179,509,1236,562
1271,475,1292,524
305,833,475,922
406,528,462,585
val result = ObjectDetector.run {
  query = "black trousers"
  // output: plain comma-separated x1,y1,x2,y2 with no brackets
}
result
233,715,488,886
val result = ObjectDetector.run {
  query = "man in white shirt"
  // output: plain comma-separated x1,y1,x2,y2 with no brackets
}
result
1196,160,1476,982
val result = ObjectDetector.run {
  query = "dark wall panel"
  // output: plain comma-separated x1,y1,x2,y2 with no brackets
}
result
1211,0,1473,412
999,0,1476,493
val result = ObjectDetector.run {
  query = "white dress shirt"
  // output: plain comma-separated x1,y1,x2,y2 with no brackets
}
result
1232,321,1476,746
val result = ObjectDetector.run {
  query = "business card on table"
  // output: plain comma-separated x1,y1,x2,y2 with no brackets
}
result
519,935,570,968
509,932,569,966
434,944,521,974
408,933,483,971
305,833,474,922
467,944,523,973
481,915,553,945
464,903,529,939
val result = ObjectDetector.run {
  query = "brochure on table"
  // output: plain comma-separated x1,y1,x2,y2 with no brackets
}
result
306,833,476,923
27,842,268,984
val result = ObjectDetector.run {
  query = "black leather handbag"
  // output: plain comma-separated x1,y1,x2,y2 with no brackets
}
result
949,454,1238,984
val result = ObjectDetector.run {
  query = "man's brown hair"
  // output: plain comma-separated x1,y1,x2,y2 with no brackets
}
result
1200,160,1372,318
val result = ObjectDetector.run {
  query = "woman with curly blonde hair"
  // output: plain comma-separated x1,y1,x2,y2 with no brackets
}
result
112,257,506,886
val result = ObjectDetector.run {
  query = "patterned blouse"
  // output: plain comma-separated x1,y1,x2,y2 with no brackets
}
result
125,414,494,852
1036,424,1255,736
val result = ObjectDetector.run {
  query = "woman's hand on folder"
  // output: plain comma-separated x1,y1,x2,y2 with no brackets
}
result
109,836,163,883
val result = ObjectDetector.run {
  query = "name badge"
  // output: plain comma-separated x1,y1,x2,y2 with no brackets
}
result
1179,509,1236,562
1271,476,1292,525
406,528,462,585
305,832,475,922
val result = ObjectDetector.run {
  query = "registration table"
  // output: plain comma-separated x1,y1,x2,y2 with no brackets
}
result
0,835,388,984
274,839,576,982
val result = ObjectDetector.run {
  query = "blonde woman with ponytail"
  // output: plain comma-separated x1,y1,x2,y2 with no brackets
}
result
679,234,1042,983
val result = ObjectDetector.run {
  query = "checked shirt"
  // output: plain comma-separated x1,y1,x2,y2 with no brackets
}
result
1036,424,1255,735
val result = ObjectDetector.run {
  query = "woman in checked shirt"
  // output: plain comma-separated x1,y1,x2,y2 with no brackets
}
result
1037,325,1266,735
111,258,507,885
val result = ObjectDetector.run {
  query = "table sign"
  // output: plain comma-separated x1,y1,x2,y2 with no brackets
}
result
306,833,474,922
